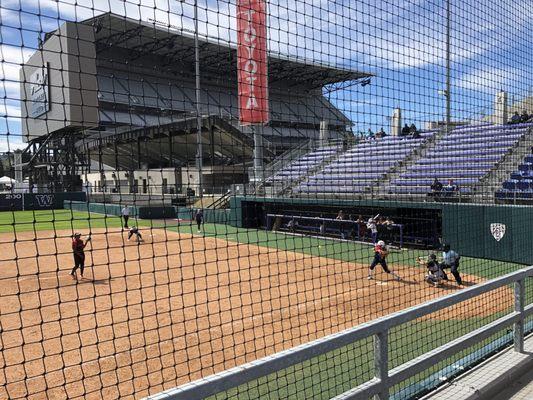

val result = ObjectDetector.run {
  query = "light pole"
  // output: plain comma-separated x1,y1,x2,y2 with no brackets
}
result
194,0,203,198
445,0,451,133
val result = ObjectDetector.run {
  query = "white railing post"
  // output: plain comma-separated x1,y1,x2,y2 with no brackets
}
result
374,330,389,400
514,278,525,352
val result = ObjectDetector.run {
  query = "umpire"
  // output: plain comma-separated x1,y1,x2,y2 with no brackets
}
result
441,244,462,285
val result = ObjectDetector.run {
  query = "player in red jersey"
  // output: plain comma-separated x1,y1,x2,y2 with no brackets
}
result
367,240,401,281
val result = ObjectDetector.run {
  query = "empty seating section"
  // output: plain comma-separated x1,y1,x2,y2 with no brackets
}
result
294,134,432,194
267,145,341,185
496,154,533,200
388,124,532,195
97,68,349,134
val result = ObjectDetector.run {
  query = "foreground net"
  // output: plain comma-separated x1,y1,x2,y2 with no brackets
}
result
0,0,532,399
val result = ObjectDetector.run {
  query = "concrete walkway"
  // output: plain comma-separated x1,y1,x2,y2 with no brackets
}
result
421,334,533,400
491,367,533,400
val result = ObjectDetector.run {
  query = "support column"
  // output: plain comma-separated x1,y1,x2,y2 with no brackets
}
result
13,151,23,183
319,120,329,144
494,91,508,125
253,125,264,189
390,108,402,137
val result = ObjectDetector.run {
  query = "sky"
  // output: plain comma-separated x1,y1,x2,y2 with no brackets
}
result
1,0,532,152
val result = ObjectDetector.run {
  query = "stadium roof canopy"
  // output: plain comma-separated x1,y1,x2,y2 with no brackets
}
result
75,12,372,89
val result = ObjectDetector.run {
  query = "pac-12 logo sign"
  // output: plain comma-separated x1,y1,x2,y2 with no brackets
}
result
490,223,506,241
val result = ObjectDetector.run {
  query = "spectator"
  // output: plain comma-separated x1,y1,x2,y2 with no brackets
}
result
444,179,459,195
401,124,410,136
429,178,443,197
367,217,378,244
336,210,346,239
409,123,418,134
412,130,421,139
510,111,521,124
384,216,396,243
376,127,387,139
367,128,375,139
319,222,325,235
521,110,531,123
287,217,296,233
356,215,367,241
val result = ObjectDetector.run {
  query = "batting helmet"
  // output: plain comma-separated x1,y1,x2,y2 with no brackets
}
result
377,240,385,247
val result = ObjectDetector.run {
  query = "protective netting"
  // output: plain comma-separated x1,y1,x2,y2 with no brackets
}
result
0,0,532,399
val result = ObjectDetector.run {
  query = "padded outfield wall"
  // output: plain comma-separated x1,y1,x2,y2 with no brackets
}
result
230,196,533,265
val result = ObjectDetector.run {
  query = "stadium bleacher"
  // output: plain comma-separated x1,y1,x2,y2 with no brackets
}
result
496,153,533,201
293,133,433,195
266,144,342,187
388,123,533,196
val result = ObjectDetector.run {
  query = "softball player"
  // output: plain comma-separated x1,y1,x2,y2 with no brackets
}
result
128,226,143,242
424,254,446,287
368,240,401,281
70,233,91,280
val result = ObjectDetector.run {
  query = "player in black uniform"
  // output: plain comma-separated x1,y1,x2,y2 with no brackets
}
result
128,226,143,242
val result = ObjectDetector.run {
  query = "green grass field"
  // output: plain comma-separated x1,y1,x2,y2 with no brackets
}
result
0,209,527,281
1,209,530,399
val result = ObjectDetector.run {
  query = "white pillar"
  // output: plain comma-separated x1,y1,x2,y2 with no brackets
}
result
319,120,329,143
390,108,402,136
494,91,508,125
13,151,23,183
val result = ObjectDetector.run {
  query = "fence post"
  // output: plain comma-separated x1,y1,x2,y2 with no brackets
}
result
374,330,389,400
514,278,525,353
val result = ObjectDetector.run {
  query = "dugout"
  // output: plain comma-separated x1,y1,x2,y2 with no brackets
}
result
231,197,533,265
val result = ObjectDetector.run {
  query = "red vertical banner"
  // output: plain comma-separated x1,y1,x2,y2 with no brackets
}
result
237,0,269,125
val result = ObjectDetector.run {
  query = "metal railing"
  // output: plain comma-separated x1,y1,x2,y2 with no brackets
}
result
145,266,533,400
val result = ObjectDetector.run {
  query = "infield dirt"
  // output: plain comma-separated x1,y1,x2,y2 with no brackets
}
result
0,228,513,399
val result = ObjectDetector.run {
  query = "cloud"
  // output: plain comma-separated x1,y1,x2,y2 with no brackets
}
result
0,101,22,118
0,138,26,153
455,67,527,94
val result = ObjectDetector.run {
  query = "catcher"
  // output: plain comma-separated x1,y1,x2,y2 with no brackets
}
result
70,233,91,280
368,240,401,281
418,254,446,287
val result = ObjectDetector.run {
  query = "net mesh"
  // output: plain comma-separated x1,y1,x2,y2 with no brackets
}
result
0,0,532,399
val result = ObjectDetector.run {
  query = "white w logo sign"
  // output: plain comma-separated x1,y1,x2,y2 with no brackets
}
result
35,195,54,207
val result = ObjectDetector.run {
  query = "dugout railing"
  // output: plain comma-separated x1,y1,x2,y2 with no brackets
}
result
144,266,533,400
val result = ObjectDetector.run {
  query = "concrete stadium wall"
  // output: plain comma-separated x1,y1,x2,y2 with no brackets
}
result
21,22,98,141
231,197,533,265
